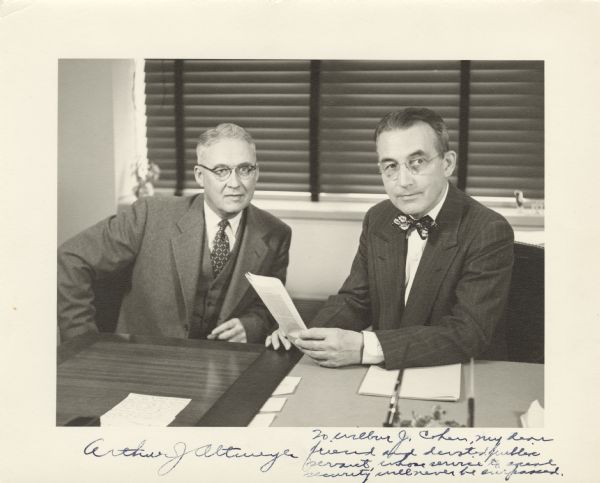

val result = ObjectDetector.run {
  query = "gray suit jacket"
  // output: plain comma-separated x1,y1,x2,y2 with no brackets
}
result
58,195,291,343
310,184,514,369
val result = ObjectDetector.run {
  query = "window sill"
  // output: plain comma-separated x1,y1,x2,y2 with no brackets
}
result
158,188,544,230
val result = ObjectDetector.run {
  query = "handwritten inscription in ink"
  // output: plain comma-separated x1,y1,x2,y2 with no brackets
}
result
303,429,561,481
81,429,561,480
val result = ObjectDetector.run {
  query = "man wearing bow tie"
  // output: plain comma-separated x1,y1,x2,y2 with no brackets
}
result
58,123,291,344
268,108,513,369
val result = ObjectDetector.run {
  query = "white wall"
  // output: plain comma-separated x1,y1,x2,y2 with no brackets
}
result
283,218,363,300
57,59,138,245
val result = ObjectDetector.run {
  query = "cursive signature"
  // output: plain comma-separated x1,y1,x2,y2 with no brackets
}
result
84,438,298,476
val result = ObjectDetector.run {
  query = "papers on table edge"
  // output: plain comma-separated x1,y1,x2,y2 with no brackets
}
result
245,273,307,337
259,397,287,413
272,376,301,396
248,413,276,427
359,363,462,401
101,393,191,427
249,386,296,427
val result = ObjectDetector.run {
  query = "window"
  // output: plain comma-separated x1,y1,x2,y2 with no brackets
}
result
144,59,544,200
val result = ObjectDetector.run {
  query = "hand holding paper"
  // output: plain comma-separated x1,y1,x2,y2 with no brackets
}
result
245,273,306,338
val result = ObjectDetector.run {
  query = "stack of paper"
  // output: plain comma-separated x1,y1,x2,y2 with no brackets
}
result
359,364,462,401
245,273,306,336
520,400,544,427
100,393,191,426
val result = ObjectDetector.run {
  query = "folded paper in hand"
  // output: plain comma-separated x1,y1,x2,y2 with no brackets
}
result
359,364,462,401
245,273,307,336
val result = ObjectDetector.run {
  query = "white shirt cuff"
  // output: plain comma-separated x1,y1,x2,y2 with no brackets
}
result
361,330,385,364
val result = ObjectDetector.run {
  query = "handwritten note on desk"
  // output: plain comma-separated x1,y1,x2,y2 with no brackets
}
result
100,393,191,426
359,364,461,401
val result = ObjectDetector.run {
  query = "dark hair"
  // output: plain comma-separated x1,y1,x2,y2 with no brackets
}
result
374,107,450,154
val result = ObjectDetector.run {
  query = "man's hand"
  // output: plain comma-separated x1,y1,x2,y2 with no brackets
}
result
265,328,293,351
294,328,363,367
208,318,247,343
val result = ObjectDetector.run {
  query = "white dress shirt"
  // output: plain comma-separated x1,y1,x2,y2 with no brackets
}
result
204,202,242,252
362,182,450,364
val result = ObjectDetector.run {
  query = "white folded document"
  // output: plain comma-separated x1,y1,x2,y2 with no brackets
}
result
100,393,191,426
359,364,462,401
245,273,307,337
520,399,544,427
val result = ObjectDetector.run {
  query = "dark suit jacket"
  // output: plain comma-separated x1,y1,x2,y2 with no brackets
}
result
58,195,291,343
310,184,514,369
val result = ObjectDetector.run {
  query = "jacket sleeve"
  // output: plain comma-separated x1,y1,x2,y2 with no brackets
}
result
57,200,149,341
375,217,514,369
238,223,292,343
309,212,373,332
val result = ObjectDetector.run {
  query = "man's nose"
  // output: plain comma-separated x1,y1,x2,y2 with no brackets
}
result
226,170,241,188
396,163,414,187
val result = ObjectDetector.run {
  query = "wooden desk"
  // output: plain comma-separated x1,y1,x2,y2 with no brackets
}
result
272,356,544,427
58,334,543,428
57,332,300,426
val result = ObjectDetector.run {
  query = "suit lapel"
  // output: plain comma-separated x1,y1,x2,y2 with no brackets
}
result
171,195,205,322
401,185,463,326
372,202,407,330
218,205,269,322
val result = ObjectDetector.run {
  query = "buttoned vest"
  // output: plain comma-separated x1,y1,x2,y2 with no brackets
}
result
188,216,245,339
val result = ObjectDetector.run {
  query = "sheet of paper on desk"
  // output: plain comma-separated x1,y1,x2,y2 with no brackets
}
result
260,397,287,413
271,376,301,396
100,393,191,426
358,364,461,401
248,413,276,427
245,273,307,336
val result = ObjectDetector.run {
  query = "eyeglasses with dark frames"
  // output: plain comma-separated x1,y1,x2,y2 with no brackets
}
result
197,163,258,182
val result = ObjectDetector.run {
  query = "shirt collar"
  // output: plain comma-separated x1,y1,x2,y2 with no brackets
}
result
203,202,243,235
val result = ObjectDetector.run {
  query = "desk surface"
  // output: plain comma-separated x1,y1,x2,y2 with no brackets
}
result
272,356,544,427
58,334,543,428
57,333,299,426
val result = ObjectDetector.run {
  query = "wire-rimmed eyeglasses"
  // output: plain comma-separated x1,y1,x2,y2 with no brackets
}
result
378,154,443,178
197,163,258,182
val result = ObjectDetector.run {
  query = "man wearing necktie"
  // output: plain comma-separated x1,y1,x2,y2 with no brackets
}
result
268,108,514,369
58,123,291,344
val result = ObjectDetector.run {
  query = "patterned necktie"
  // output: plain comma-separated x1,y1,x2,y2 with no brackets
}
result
211,219,230,276
393,213,438,240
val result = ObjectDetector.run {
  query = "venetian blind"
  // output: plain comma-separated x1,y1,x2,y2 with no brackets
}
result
318,60,462,194
467,61,544,198
145,59,311,191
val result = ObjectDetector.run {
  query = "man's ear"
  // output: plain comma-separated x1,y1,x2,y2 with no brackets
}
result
442,151,457,178
193,165,204,188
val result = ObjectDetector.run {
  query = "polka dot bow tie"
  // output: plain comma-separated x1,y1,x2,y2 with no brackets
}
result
393,214,438,240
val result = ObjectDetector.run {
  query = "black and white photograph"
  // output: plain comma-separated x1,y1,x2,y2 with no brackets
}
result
1,1,599,482
56,58,544,429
